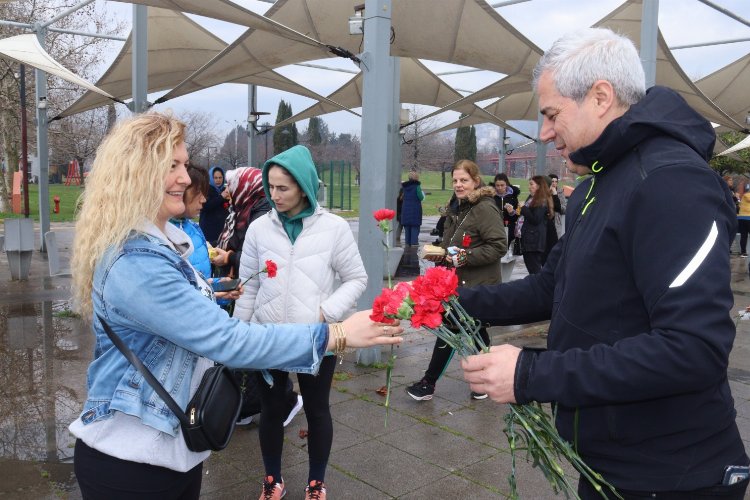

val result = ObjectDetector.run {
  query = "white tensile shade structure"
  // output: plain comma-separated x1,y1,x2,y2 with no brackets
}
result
57,8,227,119
0,34,113,98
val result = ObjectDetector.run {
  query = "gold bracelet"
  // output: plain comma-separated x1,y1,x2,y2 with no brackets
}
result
330,322,347,363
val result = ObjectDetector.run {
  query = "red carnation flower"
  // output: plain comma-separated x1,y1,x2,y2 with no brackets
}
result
462,233,471,248
265,260,278,278
373,208,396,222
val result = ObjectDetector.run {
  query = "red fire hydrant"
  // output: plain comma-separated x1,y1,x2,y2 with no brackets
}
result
53,195,60,214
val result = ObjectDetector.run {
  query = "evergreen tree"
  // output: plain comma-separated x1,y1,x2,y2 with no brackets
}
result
273,100,299,154
468,125,477,162
454,116,477,162
307,116,324,145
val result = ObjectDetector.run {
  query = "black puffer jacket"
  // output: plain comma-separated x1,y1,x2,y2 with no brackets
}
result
494,185,519,242
458,87,747,492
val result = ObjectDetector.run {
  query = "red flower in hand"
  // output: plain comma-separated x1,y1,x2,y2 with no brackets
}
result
373,208,396,222
462,233,471,248
265,260,278,278
413,266,458,303
410,306,445,329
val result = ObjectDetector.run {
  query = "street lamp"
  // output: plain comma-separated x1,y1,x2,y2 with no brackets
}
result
248,111,270,167
206,146,217,169
259,124,273,161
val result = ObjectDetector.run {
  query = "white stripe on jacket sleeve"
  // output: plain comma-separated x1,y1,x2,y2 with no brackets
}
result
669,221,718,288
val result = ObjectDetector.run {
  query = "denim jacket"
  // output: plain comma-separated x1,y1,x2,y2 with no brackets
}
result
79,229,328,437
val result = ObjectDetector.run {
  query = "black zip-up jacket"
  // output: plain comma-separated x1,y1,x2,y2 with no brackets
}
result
458,87,747,492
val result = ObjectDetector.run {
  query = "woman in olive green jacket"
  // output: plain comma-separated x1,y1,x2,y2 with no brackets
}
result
406,159,506,401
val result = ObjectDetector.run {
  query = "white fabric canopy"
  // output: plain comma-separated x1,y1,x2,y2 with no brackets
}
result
112,0,326,48
695,52,750,130
0,34,113,98
58,7,344,119
414,0,746,134
595,0,743,130
273,58,532,138
57,7,226,118
717,135,750,156
155,0,544,104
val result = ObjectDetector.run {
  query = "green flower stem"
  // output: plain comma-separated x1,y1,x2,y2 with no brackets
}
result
506,404,621,499
384,350,396,427
418,293,621,499
380,220,393,427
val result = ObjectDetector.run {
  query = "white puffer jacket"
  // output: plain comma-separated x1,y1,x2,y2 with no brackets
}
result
233,206,367,324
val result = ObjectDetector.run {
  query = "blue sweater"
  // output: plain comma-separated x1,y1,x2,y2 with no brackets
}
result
170,218,211,279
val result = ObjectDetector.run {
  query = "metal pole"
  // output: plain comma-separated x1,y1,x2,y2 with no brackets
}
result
131,4,148,114
248,85,257,168
640,0,659,88
35,26,50,252
41,0,95,28
670,37,750,50
695,0,750,29
357,0,394,365
19,64,29,217
233,123,238,167
499,127,507,175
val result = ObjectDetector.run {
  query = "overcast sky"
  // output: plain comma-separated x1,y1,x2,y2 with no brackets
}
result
98,0,750,139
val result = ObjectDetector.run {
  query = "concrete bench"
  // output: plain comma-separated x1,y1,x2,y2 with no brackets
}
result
44,231,71,277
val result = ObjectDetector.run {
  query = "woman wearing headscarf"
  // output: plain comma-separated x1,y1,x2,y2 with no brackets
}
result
212,167,270,277
199,166,230,246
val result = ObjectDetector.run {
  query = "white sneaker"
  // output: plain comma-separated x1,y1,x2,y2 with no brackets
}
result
283,394,303,427
236,415,254,426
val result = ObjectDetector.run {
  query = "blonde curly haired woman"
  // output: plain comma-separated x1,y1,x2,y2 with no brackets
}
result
69,112,402,499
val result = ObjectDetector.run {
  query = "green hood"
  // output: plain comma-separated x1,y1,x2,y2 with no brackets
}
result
262,145,320,243
262,145,319,213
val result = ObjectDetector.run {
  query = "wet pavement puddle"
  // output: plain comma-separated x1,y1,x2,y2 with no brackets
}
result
1,298,89,498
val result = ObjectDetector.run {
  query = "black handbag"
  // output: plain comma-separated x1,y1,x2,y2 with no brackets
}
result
98,315,241,452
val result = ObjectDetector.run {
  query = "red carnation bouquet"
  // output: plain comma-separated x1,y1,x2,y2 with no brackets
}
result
370,266,487,356
369,212,620,499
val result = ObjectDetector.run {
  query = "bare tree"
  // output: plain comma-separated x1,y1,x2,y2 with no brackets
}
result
178,110,221,169
0,1,124,206
218,125,248,170
49,106,113,185
400,104,453,172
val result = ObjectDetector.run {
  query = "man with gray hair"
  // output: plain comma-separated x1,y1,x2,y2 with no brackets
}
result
458,28,748,498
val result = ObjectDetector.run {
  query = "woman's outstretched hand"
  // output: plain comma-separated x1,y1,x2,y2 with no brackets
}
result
333,310,404,350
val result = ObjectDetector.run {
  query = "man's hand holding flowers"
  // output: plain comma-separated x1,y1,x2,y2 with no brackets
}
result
460,345,521,403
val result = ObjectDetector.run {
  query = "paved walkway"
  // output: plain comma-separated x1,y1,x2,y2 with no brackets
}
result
0,219,748,499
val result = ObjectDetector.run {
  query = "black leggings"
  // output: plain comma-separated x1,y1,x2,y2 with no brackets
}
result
74,439,203,500
523,251,544,275
739,219,750,254
257,355,336,483
424,327,490,384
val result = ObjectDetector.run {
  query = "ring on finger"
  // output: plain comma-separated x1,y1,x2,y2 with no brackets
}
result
383,326,390,334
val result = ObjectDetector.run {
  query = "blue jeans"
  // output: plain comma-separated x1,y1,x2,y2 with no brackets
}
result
404,225,420,246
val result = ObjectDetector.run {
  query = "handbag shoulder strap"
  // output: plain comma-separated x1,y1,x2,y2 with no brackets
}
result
97,314,189,426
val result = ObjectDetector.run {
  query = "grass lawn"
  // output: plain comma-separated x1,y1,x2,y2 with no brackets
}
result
0,183,83,222
328,171,531,218
0,172,533,223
